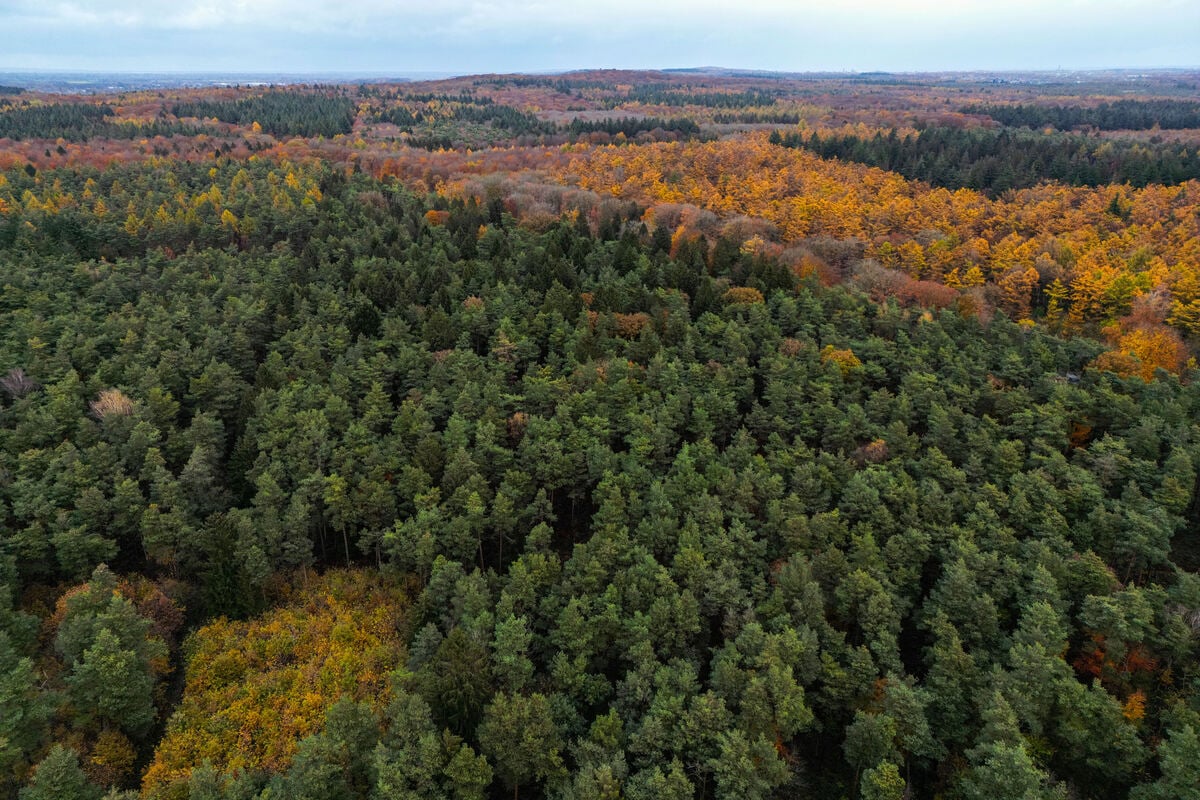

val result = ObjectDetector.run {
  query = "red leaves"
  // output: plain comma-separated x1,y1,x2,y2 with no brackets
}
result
1073,633,1160,687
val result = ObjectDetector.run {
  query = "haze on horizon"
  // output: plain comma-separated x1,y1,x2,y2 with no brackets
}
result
0,0,1196,75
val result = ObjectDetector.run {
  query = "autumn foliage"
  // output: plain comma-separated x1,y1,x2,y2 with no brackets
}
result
820,345,863,376
1091,327,1190,380
5,69,1200,800
547,134,1200,363
141,571,409,796
723,286,766,305
6,78,1200,379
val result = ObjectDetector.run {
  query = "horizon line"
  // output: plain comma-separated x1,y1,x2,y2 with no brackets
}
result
1,65,1198,77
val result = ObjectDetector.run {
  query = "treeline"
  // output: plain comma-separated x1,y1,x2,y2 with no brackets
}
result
0,85,24,95
363,88,491,104
403,134,458,151
0,103,200,142
399,91,492,105
773,126,1200,192
966,99,1200,131
714,110,803,124
616,86,779,108
2,156,1200,800
377,106,421,127
171,91,356,138
383,107,701,149
375,77,781,112
450,103,554,135
378,101,554,145
566,116,701,137
481,77,613,92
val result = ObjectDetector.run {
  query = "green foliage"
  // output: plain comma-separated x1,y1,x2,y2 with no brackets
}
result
619,86,778,108
372,691,492,800
844,711,898,773
268,699,379,800
965,99,1200,131
861,761,905,800
958,693,1066,800
413,626,494,736
54,566,166,739
1,152,1199,800
379,101,555,148
779,126,1200,191
708,730,789,800
0,631,49,789
1130,725,1200,800
18,746,100,800
171,91,355,137
0,102,199,141
66,627,157,737
565,117,700,138
477,692,564,797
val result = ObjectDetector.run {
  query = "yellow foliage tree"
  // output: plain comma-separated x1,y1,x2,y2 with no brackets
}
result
142,571,410,796
723,286,765,305
820,345,863,376
1092,327,1188,381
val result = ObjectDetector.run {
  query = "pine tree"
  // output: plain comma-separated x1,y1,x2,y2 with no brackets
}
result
19,746,100,800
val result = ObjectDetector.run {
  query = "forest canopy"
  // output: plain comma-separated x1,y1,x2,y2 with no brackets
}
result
1,68,1200,800
170,90,356,138
965,99,1200,131
773,126,1200,192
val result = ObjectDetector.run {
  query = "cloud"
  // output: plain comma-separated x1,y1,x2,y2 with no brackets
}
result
0,0,1195,72
3,0,787,35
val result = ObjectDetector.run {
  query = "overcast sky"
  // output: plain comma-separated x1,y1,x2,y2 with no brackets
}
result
0,0,1196,74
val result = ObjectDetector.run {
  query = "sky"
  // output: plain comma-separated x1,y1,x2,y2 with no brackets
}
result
0,0,1196,75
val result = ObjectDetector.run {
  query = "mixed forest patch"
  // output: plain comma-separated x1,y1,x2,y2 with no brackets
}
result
1,69,1200,800
0,102,203,142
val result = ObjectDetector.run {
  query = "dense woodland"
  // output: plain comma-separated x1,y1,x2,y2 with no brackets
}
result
775,127,1200,192
171,91,357,138
0,103,201,143
1,70,1200,800
964,100,1200,132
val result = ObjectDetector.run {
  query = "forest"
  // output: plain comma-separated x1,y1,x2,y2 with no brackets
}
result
773,127,1200,192
1,69,1200,800
964,100,1200,132
170,91,357,138
0,103,202,143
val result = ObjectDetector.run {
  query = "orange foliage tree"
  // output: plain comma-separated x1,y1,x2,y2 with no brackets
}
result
1092,328,1189,380
547,134,1200,339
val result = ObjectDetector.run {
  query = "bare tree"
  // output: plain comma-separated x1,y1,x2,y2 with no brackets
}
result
0,367,39,399
89,388,135,421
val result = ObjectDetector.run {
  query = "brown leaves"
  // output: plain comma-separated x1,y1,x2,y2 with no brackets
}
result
88,388,134,421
